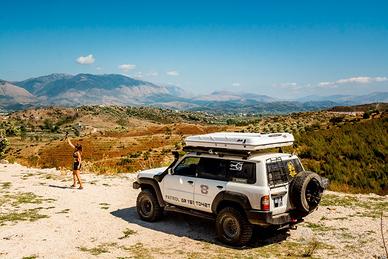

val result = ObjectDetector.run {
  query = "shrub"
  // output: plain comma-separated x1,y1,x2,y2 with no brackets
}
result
297,117,388,195
0,137,9,159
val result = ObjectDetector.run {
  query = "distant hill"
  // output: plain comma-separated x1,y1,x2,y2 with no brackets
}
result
296,92,388,104
189,99,338,114
0,73,386,113
15,73,73,95
0,80,37,110
328,103,388,113
194,90,277,102
14,73,189,107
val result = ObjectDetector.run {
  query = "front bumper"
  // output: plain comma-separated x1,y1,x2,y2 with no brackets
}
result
133,181,140,189
246,210,299,226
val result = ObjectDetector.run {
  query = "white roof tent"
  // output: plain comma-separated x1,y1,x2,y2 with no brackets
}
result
184,132,294,154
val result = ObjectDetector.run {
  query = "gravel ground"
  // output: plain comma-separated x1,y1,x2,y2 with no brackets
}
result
0,163,387,259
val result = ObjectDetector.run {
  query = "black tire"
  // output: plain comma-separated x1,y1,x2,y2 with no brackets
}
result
216,207,253,246
289,171,323,216
136,189,163,222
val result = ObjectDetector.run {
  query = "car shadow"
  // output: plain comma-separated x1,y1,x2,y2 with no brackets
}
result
110,207,290,249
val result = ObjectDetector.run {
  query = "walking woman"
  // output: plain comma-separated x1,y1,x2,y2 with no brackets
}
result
66,135,84,189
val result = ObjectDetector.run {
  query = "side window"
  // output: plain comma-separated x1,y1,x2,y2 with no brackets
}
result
173,157,200,177
196,157,228,181
227,161,256,184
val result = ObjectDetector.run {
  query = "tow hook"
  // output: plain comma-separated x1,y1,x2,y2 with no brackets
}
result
290,218,299,229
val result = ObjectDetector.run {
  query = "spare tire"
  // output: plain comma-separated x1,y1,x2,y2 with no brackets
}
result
289,171,324,216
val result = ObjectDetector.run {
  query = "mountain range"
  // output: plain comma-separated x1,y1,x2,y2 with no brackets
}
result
0,73,387,113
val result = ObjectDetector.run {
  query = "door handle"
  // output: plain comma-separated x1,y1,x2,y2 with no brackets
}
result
216,185,223,189
187,180,194,184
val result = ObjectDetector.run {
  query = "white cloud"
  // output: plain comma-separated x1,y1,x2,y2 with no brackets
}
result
133,72,143,78
318,81,331,86
278,82,297,87
145,72,159,77
118,64,136,73
166,70,179,76
319,76,388,88
76,54,95,65
232,82,241,87
274,82,303,90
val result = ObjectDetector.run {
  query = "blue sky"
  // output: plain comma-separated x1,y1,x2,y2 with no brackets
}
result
0,0,387,98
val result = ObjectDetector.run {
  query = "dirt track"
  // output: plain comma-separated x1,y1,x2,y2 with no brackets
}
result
0,163,387,259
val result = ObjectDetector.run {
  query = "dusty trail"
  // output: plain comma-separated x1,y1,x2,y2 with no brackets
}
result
0,163,387,258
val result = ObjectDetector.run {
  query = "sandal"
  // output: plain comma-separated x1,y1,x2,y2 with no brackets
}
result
70,184,76,188
78,186,84,190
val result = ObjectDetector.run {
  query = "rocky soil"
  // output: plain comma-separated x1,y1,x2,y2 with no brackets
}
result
0,163,387,259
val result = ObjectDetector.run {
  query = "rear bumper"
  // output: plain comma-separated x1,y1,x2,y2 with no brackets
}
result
246,210,299,226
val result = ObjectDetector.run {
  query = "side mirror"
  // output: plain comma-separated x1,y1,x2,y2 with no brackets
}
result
172,151,180,159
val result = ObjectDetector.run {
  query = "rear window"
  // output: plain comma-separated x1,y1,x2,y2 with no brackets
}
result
227,160,256,184
196,157,256,184
266,158,303,186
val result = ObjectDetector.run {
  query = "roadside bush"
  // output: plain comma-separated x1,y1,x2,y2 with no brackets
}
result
0,137,9,159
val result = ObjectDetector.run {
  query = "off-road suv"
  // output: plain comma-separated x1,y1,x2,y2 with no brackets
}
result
133,132,328,246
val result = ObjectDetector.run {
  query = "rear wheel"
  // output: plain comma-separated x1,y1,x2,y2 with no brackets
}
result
136,189,163,222
289,171,323,216
216,207,253,246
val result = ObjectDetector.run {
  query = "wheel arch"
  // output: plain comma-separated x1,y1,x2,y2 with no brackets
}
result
137,177,165,207
212,191,252,214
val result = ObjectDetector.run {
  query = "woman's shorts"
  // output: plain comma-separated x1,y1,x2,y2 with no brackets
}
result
73,162,81,170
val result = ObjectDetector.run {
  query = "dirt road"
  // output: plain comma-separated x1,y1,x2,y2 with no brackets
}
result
0,163,387,258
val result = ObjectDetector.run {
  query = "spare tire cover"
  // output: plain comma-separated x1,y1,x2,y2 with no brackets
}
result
289,171,323,215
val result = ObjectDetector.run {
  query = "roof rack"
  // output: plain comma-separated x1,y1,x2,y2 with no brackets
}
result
185,132,294,151
183,146,252,159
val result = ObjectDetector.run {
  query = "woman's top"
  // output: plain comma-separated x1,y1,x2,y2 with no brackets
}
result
73,151,80,162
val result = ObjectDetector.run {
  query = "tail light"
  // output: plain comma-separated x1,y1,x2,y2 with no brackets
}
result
261,195,270,211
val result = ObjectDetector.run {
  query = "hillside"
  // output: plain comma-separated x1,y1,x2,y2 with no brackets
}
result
295,115,388,195
0,80,37,110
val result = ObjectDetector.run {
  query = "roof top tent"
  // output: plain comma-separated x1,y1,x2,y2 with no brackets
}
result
184,132,294,152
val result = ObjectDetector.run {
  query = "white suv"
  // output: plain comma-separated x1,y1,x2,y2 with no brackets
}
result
133,132,327,246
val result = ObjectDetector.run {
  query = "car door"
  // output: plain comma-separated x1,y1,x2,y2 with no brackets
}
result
161,156,199,209
194,157,227,213
266,157,304,215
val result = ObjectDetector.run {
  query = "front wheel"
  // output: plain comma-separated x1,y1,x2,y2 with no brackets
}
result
216,207,253,246
136,189,163,222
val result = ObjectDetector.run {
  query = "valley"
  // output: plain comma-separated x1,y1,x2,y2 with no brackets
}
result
1,104,387,195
